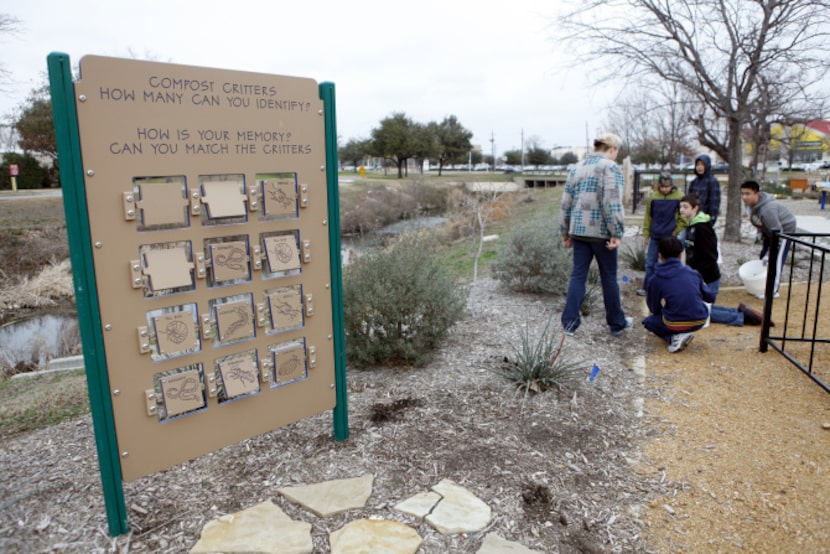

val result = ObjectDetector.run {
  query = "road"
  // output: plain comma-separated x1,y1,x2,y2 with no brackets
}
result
0,189,62,200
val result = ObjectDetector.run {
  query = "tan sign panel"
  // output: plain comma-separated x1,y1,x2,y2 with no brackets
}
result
73,55,336,481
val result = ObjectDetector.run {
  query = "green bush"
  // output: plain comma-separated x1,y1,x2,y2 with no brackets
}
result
494,316,583,396
343,232,466,367
0,152,54,190
490,216,572,294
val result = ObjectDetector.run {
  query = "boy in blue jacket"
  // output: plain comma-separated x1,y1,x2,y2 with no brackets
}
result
643,237,715,353
637,170,684,296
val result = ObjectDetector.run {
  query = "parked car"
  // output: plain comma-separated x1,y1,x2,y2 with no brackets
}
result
711,162,729,173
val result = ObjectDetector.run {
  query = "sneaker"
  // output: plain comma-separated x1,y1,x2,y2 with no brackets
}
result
739,303,763,326
738,303,776,327
611,316,634,336
668,332,694,353
636,288,647,296
564,330,575,337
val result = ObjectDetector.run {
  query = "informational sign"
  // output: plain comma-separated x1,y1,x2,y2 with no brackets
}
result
71,55,338,481
9,164,18,176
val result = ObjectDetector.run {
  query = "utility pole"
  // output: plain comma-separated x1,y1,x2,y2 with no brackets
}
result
490,132,495,170
521,128,525,169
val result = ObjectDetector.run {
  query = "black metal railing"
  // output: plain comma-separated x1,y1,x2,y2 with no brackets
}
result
760,230,830,393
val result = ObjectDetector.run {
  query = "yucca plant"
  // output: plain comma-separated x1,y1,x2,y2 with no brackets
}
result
620,240,647,271
495,316,584,397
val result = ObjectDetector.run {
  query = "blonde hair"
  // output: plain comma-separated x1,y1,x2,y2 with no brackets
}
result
594,132,622,151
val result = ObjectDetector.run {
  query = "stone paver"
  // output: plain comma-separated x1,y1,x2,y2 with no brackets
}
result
424,478,492,535
189,500,311,554
278,474,374,517
392,490,442,519
329,519,422,554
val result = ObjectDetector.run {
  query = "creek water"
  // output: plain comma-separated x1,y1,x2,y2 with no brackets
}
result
0,314,79,369
340,216,448,264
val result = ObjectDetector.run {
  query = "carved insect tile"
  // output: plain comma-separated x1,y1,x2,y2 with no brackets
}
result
216,351,259,401
272,342,307,387
260,178,298,219
208,239,250,284
157,367,205,419
152,308,199,358
266,285,304,334
214,299,255,344
263,234,301,275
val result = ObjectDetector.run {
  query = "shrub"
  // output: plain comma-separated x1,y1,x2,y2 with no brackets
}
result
490,216,572,294
495,315,583,396
620,240,646,272
343,232,466,367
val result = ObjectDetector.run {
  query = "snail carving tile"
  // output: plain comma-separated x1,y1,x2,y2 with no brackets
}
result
153,311,197,356
263,235,301,274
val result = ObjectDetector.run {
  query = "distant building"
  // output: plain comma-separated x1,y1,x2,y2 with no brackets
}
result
550,145,588,162
770,120,830,163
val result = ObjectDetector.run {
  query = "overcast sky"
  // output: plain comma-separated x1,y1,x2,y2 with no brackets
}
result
1,0,616,156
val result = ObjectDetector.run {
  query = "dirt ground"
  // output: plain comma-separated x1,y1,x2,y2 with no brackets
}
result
0,196,828,552
637,284,830,552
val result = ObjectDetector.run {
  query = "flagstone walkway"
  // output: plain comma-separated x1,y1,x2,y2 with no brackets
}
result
189,475,542,553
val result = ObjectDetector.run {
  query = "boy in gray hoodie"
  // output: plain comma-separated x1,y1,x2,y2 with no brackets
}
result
740,180,797,298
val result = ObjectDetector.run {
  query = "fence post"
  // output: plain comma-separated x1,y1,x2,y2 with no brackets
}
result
759,230,781,352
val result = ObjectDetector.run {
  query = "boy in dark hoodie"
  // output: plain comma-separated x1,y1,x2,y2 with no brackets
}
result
637,170,684,295
689,154,722,224
643,237,715,353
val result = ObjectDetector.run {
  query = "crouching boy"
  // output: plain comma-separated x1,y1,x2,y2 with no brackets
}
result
642,237,715,353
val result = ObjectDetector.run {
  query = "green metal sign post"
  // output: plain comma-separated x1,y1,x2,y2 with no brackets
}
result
48,52,129,536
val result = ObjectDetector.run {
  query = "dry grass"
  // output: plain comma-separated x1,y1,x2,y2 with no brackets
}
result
0,195,65,228
0,259,74,313
0,369,89,438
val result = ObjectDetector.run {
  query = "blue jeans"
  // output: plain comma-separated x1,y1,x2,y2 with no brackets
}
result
642,237,661,290
643,314,704,343
561,238,627,333
706,279,744,326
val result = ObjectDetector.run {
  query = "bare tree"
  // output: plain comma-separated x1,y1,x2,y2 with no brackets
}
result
744,70,827,180
0,14,21,92
605,81,697,167
558,0,830,241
